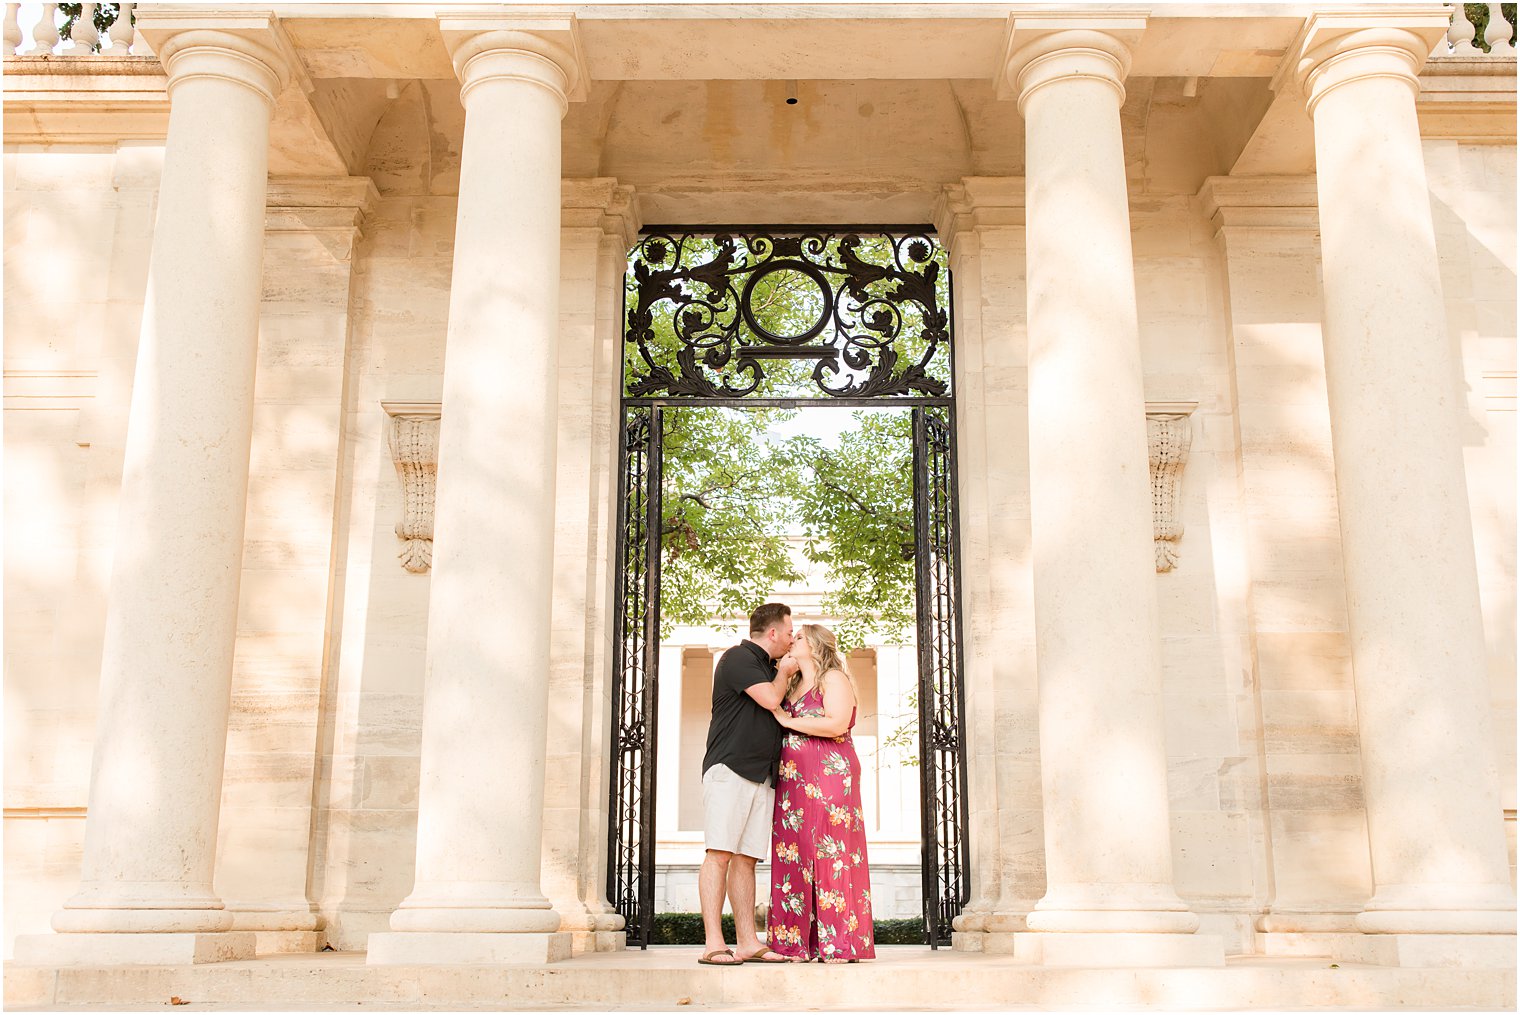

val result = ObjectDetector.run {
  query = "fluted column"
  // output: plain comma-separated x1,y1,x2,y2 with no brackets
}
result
1002,19,1220,967
13,20,292,967
366,17,584,966
1296,16,1515,956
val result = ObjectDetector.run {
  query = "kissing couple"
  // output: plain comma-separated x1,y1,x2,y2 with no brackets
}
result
696,602,876,965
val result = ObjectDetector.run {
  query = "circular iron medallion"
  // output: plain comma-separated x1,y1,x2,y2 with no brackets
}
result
739,260,832,346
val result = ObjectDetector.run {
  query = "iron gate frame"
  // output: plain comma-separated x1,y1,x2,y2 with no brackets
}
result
607,226,971,949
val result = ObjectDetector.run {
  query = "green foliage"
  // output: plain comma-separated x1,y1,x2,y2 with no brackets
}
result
781,412,916,650
649,912,926,946
649,912,736,946
659,407,806,636
872,917,929,945
653,406,917,651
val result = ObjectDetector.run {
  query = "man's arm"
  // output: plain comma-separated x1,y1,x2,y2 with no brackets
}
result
744,655,798,711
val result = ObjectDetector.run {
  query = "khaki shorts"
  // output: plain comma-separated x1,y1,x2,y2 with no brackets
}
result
702,763,774,860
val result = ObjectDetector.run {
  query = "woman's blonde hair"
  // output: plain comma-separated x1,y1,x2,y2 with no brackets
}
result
785,623,855,703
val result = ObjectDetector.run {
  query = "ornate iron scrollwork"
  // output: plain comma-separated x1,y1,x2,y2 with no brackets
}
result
625,230,951,401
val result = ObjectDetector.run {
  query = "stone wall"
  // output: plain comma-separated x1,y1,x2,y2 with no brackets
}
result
1428,140,1518,875
4,141,162,956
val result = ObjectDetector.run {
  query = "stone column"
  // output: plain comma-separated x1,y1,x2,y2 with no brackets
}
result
933,179,1045,954
1001,18,1220,967
366,16,584,966
13,19,293,967
1295,16,1515,962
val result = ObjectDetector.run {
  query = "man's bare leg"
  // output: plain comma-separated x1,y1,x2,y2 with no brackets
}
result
730,853,790,961
699,849,740,964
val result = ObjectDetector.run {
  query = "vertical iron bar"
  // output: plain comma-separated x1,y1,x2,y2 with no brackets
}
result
601,407,632,942
607,407,657,946
605,409,636,934
946,404,972,912
911,406,943,948
636,406,664,949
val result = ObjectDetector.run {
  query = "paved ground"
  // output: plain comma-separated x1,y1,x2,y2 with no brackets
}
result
5,946,1512,1012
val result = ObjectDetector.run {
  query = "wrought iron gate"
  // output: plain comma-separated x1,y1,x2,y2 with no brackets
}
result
607,406,662,946
607,229,970,949
911,406,970,947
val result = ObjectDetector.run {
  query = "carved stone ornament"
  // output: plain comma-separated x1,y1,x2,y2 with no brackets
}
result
1147,410,1194,572
383,402,441,574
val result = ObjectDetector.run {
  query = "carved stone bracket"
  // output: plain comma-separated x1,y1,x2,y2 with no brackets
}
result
1146,403,1196,572
382,401,441,574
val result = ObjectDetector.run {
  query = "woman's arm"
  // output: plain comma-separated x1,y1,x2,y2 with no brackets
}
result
774,670,856,738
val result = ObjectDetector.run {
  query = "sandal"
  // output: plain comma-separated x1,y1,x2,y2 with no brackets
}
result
740,945,789,963
698,948,744,966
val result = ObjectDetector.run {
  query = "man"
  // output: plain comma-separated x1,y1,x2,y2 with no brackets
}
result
696,602,798,965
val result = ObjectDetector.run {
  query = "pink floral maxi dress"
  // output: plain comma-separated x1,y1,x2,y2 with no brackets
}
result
767,684,876,960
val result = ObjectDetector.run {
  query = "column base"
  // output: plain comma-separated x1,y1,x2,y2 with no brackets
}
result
226,905,326,953
252,930,327,953
1010,932,1226,967
1026,910,1200,934
1255,911,1363,957
1356,909,1515,935
1259,932,1367,958
365,931,572,965
13,931,256,966
1256,911,1360,933
570,930,625,954
1330,933,1517,968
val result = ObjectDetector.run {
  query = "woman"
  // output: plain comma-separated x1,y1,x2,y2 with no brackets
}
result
766,623,875,963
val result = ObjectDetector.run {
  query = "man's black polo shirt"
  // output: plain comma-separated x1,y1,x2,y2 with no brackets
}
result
701,639,782,785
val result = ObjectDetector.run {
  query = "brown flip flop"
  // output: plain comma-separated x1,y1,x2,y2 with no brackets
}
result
741,945,789,963
698,948,744,966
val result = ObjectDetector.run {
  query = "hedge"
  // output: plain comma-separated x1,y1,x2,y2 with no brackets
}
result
648,912,926,945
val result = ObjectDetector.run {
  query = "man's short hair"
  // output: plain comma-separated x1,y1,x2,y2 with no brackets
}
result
749,602,791,636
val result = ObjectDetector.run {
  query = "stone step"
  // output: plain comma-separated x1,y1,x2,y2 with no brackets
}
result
4,946,1515,1011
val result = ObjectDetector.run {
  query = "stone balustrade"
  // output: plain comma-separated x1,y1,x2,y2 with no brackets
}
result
1443,3,1516,56
3,2,144,57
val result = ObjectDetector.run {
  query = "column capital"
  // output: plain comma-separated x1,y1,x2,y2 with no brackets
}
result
562,178,641,250
1290,11,1450,117
136,10,304,109
1196,175,1320,233
997,16,1145,110
932,177,1025,255
438,12,588,112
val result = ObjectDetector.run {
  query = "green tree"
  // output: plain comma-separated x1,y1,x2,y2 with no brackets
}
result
653,406,917,650
657,406,806,634
783,411,916,649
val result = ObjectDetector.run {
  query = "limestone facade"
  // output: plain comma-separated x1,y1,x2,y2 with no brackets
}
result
2,1,1514,986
